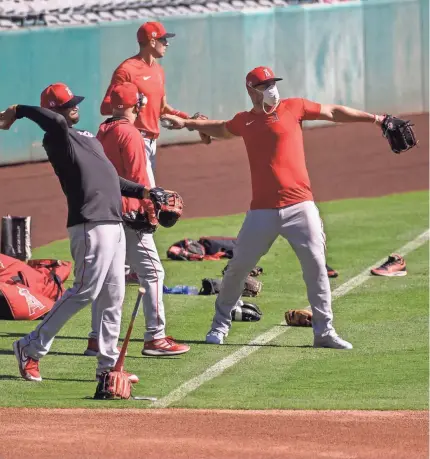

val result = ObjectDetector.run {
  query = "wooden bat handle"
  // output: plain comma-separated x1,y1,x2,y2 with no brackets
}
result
114,287,145,372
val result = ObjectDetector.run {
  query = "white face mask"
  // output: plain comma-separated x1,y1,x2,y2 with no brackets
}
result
256,84,280,114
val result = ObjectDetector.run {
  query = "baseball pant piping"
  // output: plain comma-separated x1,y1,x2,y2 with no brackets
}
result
90,226,166,342
21,222,126,372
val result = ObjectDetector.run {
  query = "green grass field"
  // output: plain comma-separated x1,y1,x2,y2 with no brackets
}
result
0,191,428,409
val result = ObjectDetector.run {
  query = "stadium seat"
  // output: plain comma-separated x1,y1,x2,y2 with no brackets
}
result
0,0,330,28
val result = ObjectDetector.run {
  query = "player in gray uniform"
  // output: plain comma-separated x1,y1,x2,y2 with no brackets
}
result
0,83,148,382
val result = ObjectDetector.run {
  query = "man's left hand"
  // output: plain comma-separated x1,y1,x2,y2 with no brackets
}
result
161,114,185,130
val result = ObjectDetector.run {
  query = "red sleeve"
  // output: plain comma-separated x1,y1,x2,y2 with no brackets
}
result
225,112,246,137
100,66,130,116
119,129,151,188
284,98,321,121
301,98,321,121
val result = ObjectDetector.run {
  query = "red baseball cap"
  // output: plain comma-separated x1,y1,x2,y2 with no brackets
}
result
246,67,283,88
137,21,175,44
110,82,146,110
40,83,84,109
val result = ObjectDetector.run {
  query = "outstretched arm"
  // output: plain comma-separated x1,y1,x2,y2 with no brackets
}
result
161,114,236,139
0,105,69,139
318,104,384,124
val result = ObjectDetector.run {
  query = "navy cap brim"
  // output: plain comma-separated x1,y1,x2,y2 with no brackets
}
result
253,77,283,87
162,33,176,38
60,95,85,109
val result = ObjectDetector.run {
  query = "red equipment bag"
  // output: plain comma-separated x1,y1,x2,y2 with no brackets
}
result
0,254,72,320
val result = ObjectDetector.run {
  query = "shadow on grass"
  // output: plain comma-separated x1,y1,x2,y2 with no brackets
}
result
44,377,95,383
0,332,88,341
0,374,95,383
181,339,313,348
0,375,21,380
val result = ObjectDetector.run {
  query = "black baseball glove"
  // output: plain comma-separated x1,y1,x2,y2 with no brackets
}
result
199,278,222,295
122,199,158,234
149,187,184,228
231,301,263,322
381,115,418,154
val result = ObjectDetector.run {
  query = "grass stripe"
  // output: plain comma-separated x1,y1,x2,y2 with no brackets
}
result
151,229,429,408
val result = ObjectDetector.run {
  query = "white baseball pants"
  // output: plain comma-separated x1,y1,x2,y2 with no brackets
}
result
90,226,166,342
21,222,126,374
143,137,156,188
211,201,334,337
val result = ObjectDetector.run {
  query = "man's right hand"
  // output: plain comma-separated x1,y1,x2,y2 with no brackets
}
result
0,105,17,130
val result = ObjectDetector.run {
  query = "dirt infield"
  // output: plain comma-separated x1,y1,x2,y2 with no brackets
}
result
0,114,427,248
0,115,428,458
0,409,427,459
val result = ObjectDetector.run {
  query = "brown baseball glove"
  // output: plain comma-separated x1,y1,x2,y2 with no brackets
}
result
242,275,262,297
285,309,312,327
190,112,212,145
94,370,132,400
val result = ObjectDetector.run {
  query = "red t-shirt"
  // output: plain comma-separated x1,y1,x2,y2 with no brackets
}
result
101,56,165,137
225,98,321,210
96,119,151,214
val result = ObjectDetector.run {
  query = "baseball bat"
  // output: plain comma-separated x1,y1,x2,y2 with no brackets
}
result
114,286,145,372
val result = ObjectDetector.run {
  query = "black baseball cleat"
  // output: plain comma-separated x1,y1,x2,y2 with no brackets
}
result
326,264,338,278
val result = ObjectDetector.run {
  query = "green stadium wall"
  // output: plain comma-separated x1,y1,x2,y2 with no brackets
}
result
0,0,427,164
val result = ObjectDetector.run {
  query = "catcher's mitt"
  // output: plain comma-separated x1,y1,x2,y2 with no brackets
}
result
223,264,263,277
122,199,158,233
94,370,131,400
149,187,184,228
231,300,262,322
381,115,418,154
242,275,262,297
285,309,312,327
190,112,212,145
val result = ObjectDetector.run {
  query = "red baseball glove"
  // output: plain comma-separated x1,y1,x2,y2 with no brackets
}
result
94,370,132,400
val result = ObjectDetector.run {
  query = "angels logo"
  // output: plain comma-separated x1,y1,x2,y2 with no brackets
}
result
263,68,271,77
152,32,157,37
17,287,45,317
77,130,95,138
65,86,73,97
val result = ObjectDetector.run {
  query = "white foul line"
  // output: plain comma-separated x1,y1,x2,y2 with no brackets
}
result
151,229,429,408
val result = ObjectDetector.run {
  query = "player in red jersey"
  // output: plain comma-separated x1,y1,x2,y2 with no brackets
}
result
162,66,387,350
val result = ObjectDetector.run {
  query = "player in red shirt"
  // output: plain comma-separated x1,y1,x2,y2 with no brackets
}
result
162,66,386,350
89,82,190,356
101,21,198,187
